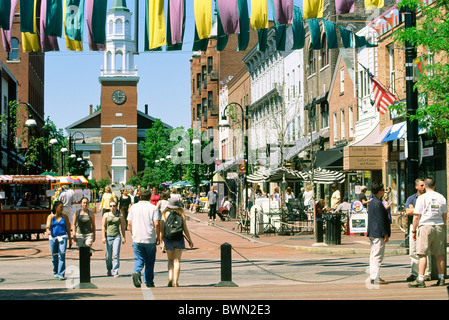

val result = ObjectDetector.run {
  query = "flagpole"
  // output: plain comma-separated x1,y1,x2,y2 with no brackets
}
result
134,0,139,54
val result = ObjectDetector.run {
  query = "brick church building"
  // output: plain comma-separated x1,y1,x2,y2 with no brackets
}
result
66,1,171,184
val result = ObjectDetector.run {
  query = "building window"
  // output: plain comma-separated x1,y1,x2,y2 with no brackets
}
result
207,57,213,74
333,112,337,142
308,44,315,76
116,19,123,34
208,91,213,110
321,103,329,128
349,106,354,138
8,38,19,60
340,68,345,93
320,35,328,68
113,137,125,157
340,109,345,140
388,44,395,93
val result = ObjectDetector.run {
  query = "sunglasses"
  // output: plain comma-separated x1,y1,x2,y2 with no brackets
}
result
110,205,117,207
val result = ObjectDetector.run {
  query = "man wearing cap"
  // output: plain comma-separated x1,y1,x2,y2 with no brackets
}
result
127,189,161,288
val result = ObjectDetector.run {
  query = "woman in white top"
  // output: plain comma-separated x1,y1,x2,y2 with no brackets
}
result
303,185,314,210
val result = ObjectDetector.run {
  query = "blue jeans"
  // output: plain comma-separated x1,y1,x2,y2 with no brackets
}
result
105,235,121,275
132,242,157,286
49,236,67,278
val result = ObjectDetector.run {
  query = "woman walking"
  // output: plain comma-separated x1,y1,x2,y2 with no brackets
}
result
161,198,194,287
72,197,96,248
45,200,72,280
100,186,117,215
119,188,132,221
102,201,126,277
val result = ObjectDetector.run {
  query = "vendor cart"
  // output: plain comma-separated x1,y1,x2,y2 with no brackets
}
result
0,175,59,241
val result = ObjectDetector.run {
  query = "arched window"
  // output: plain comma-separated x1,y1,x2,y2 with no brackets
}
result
108,20,113,34
8,38,19,60
113,137,125,157
116,19,123,34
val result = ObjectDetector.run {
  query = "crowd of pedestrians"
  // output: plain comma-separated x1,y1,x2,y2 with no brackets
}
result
47,185,194,287
45,178,447,288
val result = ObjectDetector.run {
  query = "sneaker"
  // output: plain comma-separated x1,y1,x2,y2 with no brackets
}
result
132,272,142,288
408,280,426,288
436,278,446,286
107,270,112,277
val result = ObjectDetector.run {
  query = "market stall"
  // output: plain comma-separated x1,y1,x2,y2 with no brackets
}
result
51,175,88,190
0,175,59,241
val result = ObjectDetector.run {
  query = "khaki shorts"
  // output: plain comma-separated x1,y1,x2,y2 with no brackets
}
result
76,233,94,247
416,225,446,256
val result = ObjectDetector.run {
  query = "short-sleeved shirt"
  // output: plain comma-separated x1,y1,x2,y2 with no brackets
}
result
127,200,160,244
414,191,447,226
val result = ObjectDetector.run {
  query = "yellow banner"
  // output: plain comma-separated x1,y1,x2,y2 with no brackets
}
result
147,0,166,50
194,0,212,39
250,0,269,30
303,0,324,19
364,0,384,9
22,0,39,52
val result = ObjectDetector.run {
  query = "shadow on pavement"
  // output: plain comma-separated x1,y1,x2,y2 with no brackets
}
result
0,288,113,300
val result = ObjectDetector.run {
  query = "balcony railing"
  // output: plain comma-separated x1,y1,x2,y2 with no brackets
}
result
100,67,138,77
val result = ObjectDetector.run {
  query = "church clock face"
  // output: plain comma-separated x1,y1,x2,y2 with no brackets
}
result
112,90,127,105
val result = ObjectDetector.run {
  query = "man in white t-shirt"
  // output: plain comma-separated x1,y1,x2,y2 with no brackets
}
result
127,189,160,288
409,178,447,288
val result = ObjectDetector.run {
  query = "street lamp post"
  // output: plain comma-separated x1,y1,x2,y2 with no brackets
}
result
219,102,249,227
60,147,68,175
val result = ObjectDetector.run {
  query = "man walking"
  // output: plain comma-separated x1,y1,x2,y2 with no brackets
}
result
127,189,161,288
207,186,218,221
404,178,431,282
58,185,74,224
408,178,447,288
367,182,391,285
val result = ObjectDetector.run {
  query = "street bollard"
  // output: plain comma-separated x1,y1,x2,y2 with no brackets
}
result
79,246,91,283
216,243,238,287
315,219,324,243
74,246,97,289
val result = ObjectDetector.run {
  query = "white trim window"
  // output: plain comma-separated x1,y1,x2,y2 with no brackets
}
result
112,137,126,158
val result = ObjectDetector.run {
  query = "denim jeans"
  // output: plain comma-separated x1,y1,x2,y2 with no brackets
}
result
132,242,157,286
49,236,67,278
105,235,121,275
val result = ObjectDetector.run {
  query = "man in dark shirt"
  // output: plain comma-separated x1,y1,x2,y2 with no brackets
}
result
367,182,391,285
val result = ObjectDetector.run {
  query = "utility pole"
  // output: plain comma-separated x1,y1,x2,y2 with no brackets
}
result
403,5,419,249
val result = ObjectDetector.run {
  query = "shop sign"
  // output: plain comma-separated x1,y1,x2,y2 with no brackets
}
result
349,213,368,233
343,146,382,170
422,147,434,158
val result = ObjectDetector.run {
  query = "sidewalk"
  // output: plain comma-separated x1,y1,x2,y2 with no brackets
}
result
186,210,410,255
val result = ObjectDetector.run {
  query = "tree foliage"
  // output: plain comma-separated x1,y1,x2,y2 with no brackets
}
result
393,0,449,140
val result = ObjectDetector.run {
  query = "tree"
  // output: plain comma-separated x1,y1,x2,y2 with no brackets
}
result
392,0,449,140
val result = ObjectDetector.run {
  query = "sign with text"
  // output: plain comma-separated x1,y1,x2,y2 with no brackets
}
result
343,146,382,170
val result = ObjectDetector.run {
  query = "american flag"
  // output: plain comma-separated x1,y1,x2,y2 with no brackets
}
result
359,64,397,114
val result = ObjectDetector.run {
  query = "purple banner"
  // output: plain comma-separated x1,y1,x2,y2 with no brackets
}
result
273,0,293,24
169,0,185,44
1,0,17,52
335,0,355,14
217,0,240,35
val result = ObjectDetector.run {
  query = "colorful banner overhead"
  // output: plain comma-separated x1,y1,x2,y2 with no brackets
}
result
145,0,166,51
250,0,269,30
86,0,107,51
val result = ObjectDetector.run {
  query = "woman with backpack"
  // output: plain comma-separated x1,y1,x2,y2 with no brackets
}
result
161,198,194,287
72,197,96,248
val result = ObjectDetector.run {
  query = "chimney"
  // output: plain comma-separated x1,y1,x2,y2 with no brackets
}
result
145,104,148,115
89,104,93,114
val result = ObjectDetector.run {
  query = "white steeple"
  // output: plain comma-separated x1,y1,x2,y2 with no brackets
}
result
101,1,137,78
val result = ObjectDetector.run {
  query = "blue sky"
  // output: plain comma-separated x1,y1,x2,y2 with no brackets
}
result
45,0,302,133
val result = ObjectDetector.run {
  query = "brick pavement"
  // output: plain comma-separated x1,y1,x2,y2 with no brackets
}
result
0,208,448,301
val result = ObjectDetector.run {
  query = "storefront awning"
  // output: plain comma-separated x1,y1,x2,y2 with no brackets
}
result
0,175,60,184
378,121,406,143
315,148,343,170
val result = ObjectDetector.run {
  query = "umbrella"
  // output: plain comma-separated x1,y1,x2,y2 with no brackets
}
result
247,167,304,183
200,180,210,186
40,171,57,176
247,167,345,184
302,168,345,184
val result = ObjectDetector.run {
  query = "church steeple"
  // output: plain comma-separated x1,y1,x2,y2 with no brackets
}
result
100,1,138,79
110,0,130,12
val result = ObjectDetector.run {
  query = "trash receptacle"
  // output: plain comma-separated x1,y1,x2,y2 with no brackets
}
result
325,213,342,245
